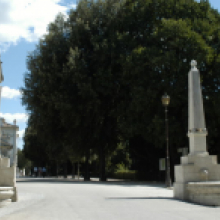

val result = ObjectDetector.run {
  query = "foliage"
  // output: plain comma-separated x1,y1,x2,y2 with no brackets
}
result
21,0,220,181
106,142,132,174
17,148,32,174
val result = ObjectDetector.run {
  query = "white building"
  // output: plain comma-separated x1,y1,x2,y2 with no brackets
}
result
0,118,19,166
0,55,18,204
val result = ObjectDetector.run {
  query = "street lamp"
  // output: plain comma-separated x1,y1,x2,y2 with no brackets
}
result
161,93,172,187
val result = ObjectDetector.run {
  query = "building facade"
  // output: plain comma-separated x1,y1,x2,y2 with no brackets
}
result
0,118,19,166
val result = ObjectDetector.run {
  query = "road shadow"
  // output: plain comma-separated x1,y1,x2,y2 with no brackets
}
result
106,197,174,200
17,178,217,207
16,177,167,188
105,196,212,207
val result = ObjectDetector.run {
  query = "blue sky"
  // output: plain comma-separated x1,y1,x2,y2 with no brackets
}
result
0,0,77,148
0,0,219,149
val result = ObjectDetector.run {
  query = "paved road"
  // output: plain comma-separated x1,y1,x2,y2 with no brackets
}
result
0,178,220,220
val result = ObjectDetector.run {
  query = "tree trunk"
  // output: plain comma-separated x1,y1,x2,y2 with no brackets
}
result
63,161,67,178
99,145,106,181
72,162,75,179
56,161,59,178
84,150,90,181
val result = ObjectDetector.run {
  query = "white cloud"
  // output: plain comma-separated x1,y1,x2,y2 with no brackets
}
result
0,0,77,51
69,3,77,9
1,86,21,99
0,113,29,123
17,129,25,138
0,42,11,53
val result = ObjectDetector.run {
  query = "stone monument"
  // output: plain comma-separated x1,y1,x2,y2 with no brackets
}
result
0,55,18,207
174,60,220,206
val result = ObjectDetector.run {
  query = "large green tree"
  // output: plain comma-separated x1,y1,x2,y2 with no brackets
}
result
117,0,220,179
22,0,220,181
22,0,126,181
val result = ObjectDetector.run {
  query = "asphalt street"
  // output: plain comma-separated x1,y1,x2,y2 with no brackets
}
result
0,178,220,220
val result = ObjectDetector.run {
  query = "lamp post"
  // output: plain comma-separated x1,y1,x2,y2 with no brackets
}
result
161,93,172,187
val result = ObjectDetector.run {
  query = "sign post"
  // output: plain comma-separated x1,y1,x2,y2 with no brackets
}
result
159,158,166,171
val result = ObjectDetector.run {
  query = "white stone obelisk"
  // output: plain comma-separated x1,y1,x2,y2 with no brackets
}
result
188,60,208,155
174,60,220,205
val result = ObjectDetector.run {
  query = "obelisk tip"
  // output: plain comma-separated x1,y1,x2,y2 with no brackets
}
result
191,60,197,70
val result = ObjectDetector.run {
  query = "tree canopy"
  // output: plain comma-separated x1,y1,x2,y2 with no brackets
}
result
22,0,220,181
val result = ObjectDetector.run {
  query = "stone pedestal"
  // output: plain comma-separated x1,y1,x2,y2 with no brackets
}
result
0,157,17,207
174,154,220,200
1,157,10,168
174,60,220,205
0,187,14,207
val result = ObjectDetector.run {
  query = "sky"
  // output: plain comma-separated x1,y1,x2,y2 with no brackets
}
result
0,0,77,148
0,0,219,149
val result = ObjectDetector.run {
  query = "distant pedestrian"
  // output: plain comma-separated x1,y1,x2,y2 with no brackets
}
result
34,167,38,177
39,167,42,177
42,167,47,178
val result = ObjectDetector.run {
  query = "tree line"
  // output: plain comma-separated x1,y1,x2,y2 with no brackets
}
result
21,0,220,181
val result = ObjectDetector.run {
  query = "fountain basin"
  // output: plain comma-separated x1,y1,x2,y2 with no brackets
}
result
187,181,220,206
0,187,14,207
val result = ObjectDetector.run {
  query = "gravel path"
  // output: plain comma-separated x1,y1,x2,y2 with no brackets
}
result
0,178,219,220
